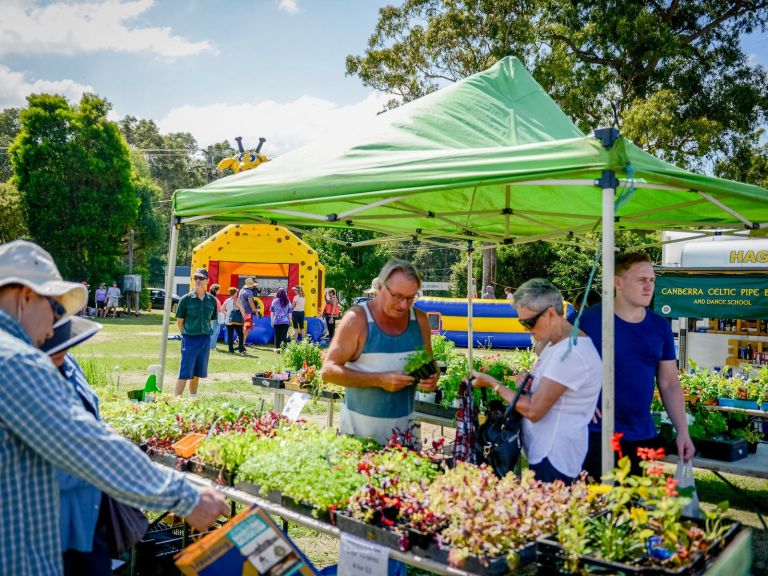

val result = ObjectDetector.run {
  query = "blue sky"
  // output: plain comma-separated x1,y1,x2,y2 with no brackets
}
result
0,1,765,157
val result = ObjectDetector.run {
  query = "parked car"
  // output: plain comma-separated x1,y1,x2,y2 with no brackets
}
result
149,288,180,311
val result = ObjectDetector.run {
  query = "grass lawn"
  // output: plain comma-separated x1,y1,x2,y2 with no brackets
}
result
76,312,768,574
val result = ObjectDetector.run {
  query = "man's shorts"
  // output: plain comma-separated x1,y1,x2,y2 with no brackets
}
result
292,311,305,329
178,334,211,379
107,298,118,308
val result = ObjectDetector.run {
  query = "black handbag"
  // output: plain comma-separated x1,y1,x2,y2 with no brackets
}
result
473,373,531,478
229,306,244,324
104,494,149,555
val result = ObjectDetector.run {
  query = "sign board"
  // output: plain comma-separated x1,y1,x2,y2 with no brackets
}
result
338,533,390,576
421,281,450,291
281,392,310,421
680,239,768,269
654,275,768,319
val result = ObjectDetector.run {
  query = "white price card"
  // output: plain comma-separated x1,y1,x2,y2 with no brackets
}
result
338,533,390,576
281,392,310,421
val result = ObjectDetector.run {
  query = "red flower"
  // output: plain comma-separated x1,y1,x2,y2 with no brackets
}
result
664,477,679,497
610,432,624,458
646,465,664,477
636,446,666,461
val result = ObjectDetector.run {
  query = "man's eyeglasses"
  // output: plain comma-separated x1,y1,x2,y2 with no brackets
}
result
518,306,551,330
384,284,417,305
48,297,66,323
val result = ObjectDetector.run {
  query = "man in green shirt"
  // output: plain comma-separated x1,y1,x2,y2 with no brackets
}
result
175,269,218,396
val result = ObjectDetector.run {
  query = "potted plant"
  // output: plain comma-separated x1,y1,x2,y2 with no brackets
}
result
404,348,437,381
733,426,763,454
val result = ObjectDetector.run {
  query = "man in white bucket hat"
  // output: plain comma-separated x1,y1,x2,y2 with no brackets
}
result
0,241,228,576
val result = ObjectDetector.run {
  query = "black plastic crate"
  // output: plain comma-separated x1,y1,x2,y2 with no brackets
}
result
131,521,221,576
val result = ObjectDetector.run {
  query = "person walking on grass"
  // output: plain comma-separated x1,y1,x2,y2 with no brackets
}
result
174,268,217,397
105,281,120,318
224,287,247,354
270,287,292,351
208,284,223,351
291,286,306,342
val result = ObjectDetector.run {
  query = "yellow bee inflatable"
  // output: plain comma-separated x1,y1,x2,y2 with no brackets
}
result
217,136,269,174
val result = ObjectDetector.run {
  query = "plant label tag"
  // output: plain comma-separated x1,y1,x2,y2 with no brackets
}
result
338,533,389,576
282,392,310,421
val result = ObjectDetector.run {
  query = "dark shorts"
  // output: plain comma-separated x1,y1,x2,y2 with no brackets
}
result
178,334,211,380
292,311,305,329
96,301,106,310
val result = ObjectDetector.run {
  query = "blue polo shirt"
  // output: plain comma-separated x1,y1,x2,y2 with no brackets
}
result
578,303,676,440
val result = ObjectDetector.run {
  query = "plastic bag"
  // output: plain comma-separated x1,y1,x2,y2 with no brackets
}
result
675,460,701,518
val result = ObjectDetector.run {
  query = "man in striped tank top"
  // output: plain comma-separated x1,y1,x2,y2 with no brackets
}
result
320,259,439,447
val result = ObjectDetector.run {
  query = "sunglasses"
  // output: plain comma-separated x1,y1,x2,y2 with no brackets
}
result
518,306,551,330
47,297,67,323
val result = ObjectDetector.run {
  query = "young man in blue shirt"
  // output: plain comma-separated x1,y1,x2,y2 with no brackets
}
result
578,252,695,477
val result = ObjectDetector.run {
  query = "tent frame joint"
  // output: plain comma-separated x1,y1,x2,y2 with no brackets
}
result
594,127,620,149
596,169,619,190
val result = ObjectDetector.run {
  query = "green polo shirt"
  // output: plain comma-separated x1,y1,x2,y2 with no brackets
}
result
176,291,217,336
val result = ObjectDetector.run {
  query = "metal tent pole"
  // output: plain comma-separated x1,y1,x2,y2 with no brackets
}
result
466,241,474,367
599,171,617,480
158,215,180,390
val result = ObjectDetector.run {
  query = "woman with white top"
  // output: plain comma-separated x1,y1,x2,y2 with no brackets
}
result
472,278,602,484
291,286,306,341
224,287,247,354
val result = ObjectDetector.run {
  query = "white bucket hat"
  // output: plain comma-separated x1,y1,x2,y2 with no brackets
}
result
0,240,88,319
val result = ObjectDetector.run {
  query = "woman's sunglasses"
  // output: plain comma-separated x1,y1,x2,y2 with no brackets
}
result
518,306,551,330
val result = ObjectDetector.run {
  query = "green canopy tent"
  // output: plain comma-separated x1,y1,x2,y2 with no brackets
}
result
164,57,768,476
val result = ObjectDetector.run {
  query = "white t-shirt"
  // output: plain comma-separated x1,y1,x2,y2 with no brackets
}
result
292,295,305,312
505,293,514,300
522,336,602,478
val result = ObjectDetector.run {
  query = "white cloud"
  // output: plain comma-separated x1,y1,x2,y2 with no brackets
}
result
278,0,300,14
0,65,93,108
157,93,389,156
0,0,214,57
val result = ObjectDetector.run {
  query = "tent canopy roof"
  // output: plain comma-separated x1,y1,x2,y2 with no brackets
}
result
173,57,768,247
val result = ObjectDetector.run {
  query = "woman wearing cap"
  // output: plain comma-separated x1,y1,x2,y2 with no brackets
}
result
471,278,602,484
291,286,306,342
270,287,293,351
42,317,113,575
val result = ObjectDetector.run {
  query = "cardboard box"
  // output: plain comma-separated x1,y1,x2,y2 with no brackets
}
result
175,505,317,576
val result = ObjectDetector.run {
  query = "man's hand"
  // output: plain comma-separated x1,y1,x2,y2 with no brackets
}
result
470,371,496,389
417,371,438,392
379,372,418,393
676,431,696,463
185,487,229,531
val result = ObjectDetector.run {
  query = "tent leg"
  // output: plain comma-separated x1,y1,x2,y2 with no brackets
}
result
600,173,616,481
466,241,474,367
158,215,180,390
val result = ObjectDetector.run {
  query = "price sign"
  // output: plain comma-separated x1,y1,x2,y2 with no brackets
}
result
281,392,310,421
338,533,390,576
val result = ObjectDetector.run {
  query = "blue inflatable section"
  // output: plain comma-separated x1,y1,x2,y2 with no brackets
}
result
445,330,533,348
414,298,517,317
218,317,325,345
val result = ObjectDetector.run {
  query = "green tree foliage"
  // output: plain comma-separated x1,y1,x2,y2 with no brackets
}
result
0,182,27,242
306,228,393,306
715,133,768,188
0,108,21,183
10,93,137,282
348,0,768,168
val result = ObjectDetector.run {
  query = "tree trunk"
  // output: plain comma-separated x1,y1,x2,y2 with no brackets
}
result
482,245,497,298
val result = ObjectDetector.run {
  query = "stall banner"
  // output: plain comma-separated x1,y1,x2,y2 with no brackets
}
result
654,275,768,319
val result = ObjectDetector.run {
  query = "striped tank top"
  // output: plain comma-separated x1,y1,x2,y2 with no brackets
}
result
340,301,423,446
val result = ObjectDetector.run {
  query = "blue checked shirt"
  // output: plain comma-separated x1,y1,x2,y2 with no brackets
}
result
0,311,200,576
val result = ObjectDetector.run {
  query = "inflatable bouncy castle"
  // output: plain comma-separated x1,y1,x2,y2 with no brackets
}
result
414,297,573,349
